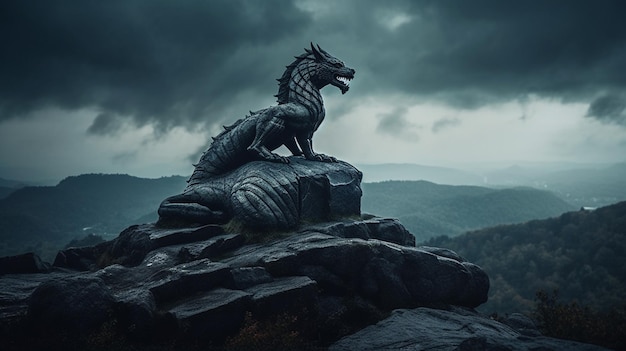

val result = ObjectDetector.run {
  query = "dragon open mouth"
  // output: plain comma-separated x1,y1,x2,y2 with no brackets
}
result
334,75,353,94
336,75,352,86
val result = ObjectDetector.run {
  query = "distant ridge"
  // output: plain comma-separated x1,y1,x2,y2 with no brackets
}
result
357,162,626,208
356,163,483,185
0,177,28,188
362,180,575,242
0,173,188,260
0,177,28,200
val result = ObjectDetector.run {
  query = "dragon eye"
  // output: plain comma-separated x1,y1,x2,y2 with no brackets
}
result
333,62,344,68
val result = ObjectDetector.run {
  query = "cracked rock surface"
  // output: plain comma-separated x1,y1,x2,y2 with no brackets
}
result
1,217,485,344
0,216,610,350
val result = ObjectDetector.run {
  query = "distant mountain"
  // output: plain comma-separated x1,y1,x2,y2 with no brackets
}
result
356,163,484,185
0,177,28,188
483,162,626,208
361,180,575,242
425,201,626,314
0,177,28,200
354,162,626,209
0,174,187,261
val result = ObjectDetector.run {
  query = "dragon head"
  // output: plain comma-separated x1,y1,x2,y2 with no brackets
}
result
307,43,355,94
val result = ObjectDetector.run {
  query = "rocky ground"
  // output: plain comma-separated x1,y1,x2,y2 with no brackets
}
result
0,216,610,350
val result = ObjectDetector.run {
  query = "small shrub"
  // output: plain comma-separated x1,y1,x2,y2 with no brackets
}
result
224,312,318,351
533,289,626,350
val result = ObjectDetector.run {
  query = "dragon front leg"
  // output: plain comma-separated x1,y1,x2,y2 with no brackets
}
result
248,116,290,163
284,136,304,156
296,133,337,162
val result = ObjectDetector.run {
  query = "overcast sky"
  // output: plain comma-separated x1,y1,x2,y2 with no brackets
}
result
1,0,625,182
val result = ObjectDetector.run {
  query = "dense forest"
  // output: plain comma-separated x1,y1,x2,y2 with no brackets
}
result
425,201,626,315
362,180,575,242
0,187,15,200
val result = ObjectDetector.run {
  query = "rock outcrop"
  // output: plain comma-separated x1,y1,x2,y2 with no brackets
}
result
0,217,609,350
0,252,50,274
1,216,490,348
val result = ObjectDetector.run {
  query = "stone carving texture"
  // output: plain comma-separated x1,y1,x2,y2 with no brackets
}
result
158,44,356,228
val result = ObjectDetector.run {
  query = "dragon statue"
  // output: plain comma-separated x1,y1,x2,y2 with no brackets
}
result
158,44,358,228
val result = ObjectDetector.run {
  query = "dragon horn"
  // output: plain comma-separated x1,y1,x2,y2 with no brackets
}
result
310,42,324,61
316,44,330,56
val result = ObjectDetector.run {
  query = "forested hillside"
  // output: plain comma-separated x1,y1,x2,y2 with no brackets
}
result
0,187,15,200
425,201,626,314
362,180,575,242
0,177,27,200
0,174,187,260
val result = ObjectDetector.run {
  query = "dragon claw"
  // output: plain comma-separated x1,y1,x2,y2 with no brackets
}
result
307,153,336,163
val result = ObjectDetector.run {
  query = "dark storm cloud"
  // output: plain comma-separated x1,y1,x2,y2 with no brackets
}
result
2,0,625,134
87,113,124,135
0,0,310,132
377,106,419,140
586,94,626,126
359,0,626,108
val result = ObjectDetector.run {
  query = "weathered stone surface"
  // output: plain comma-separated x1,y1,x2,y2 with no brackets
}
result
502,312,542,337
0,273,61,321
301,216,415,246
0,252,50,275
53,244,105,271
27,275,116,334
0,216,606,350
229,266,273,289
224,229,488,309
176,233,246,262
159,157,362,230
329,307,611,351
246,276,318,316
53,223,227,270
147,259,231,304
167,288,251,341
113,288,157,337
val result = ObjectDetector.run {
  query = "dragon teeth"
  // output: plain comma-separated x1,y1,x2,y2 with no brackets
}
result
337,76,351,85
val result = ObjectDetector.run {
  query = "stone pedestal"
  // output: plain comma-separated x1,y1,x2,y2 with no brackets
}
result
159,157,363,230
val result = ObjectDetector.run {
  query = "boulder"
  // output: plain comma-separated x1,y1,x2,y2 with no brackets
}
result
0,252,50,275
224,228,488,309
167,288,251,342
301,216,415,246
246,276,318,316
329,307,611,351
53,223,227,270
26,275,116,335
